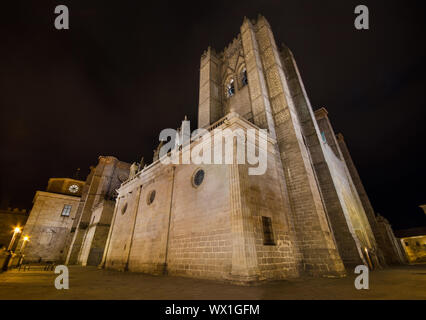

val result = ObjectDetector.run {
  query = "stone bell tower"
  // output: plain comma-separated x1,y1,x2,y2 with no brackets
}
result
198,15,346,276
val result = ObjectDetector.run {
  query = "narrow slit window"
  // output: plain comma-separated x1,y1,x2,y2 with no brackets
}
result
226,79,235,98
262,216,275,245
241,68,248,86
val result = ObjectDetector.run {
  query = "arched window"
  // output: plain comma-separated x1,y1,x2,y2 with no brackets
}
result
226,79,235,98
241,68,248,86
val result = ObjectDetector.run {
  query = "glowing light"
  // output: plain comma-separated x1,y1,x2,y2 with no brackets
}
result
23,236,29,241
14,227,21,233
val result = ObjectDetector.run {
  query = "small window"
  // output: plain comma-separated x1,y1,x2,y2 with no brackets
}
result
405,242,409,246
416,242,420,247
262,216,275,245
192,169,205,187
321,131,327,143
241,68,248,86
147,190,156,205
226,79,235,98
61,205,72,217
121,203,128,215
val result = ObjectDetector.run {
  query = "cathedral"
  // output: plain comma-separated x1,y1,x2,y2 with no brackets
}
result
97,15,403,283
13,15,405,284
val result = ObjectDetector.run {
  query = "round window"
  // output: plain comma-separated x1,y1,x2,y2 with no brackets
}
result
192,169,205,187
121,203,128,215
147,190,156,205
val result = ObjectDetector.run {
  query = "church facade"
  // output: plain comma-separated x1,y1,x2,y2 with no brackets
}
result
99,16,403,283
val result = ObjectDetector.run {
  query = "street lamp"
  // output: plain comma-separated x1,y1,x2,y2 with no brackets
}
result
21,236,29,251
17,236,29,267
2,227,21,271
7,227,21,251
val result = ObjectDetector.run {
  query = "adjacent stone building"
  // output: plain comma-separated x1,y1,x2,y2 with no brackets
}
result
374,214,407,264
395,227,426,264
64,156,130,266
100,16,404,283
15,178,84,262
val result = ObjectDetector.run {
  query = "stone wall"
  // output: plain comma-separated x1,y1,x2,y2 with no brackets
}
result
246,146,301,280
198,47,223,128
314,109,378,267
247,16,345,276
400,235,426,263
103,115,302,282
78,200,115,266
15,191,80,263
376,217,409,265
336,134,405,266
65,156,130,265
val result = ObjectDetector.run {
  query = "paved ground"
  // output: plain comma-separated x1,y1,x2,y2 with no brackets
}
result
0,264,425,299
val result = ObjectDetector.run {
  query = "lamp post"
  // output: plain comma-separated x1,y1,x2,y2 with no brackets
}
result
17,236,29,267
20,236,29,252
7,227,21,251
2,227,21,271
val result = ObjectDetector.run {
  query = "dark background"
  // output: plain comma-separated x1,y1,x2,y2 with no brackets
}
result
0,0,425,230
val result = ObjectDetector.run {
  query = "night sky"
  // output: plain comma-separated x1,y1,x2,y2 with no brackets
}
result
0,1,425,230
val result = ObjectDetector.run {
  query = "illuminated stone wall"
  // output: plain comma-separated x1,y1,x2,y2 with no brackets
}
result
400,236,426,263
314,110,378,267
103,115,302,282
78,200,115,266
65,156,130,266
15,191,81,263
